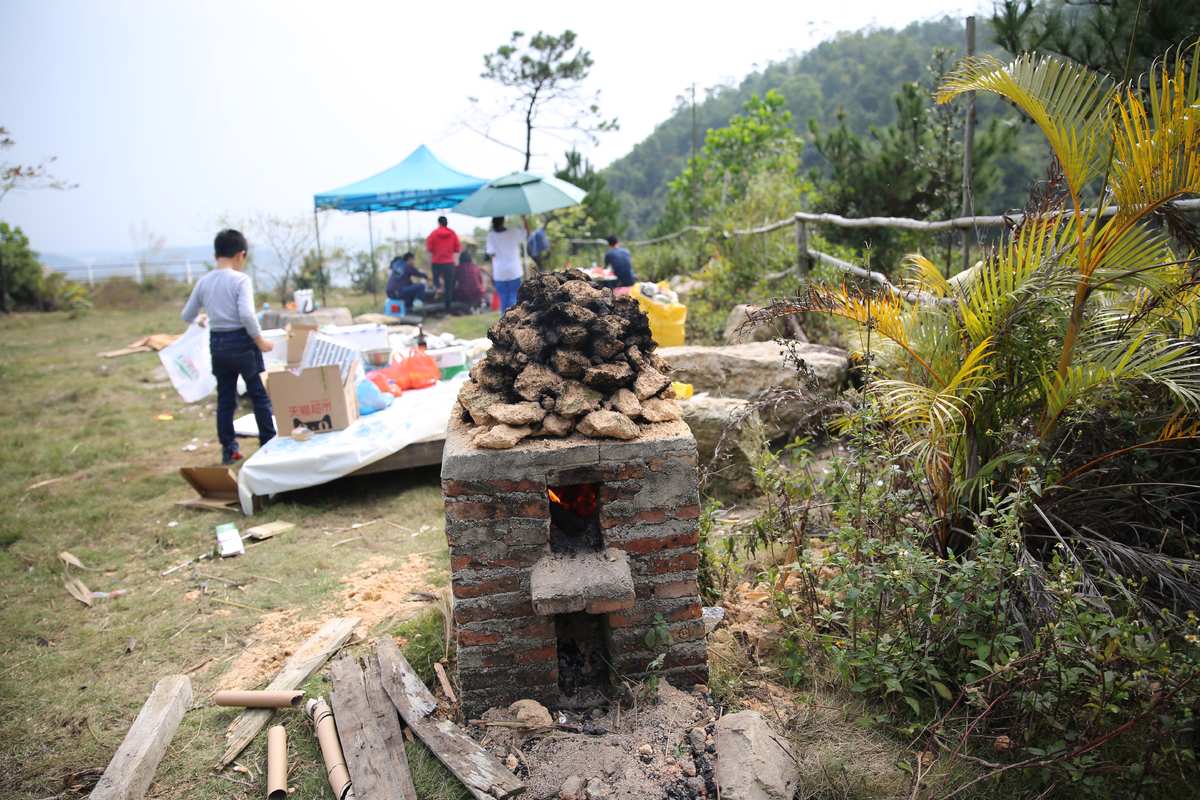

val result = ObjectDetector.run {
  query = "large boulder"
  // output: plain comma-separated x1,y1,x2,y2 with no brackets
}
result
722,304,805,344
663,342,848,434
679,395,776,496
713,710,799,800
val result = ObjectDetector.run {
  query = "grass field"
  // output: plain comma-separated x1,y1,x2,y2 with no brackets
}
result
0,297,496,799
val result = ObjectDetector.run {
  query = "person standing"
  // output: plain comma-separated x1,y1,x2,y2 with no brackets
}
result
486,216,524,312
527,220,550,271
180,229,275,464
603,235,636,287
425,215,460,312
385,252,429,307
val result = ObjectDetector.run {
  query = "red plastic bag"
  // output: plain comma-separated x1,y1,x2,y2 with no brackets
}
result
382,348,439,390
366,370,404,397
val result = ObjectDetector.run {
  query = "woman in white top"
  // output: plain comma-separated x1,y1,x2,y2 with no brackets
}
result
484,216,525,312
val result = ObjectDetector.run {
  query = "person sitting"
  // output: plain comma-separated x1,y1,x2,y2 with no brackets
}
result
603,235,636,287
454,248,486,309
385,252,428,306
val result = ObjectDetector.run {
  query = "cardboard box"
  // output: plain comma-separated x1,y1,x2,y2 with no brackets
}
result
286,324,318,366
177,467,240,512
266,362,360,435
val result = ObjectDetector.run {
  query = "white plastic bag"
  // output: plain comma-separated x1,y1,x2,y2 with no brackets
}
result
159,323,216,403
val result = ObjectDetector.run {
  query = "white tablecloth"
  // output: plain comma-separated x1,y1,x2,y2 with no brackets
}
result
235,374,466,514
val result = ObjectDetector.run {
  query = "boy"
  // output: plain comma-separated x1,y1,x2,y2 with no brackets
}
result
181,229,276,464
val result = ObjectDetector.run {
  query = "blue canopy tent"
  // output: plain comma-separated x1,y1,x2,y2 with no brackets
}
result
311,145,486,301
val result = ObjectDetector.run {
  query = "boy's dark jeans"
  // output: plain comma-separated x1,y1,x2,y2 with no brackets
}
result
210,329,276,459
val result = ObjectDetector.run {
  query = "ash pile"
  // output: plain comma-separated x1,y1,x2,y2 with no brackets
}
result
458,270,682,449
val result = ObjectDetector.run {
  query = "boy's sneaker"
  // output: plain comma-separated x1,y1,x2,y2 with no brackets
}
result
221,451,244,465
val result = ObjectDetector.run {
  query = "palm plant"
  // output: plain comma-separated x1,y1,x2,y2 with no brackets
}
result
761,40,1200,609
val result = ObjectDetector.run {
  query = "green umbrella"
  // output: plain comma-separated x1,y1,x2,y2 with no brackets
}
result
452,171,586,217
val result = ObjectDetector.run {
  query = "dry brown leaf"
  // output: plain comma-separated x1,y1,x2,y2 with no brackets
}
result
64,575,93,607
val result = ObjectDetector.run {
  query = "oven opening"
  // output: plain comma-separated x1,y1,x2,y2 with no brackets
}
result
548,482,602,554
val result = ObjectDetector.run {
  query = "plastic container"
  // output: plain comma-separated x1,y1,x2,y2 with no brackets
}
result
293,289,315,313
630,282,687,347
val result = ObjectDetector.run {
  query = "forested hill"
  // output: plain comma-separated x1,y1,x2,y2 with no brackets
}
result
605,16,1018,234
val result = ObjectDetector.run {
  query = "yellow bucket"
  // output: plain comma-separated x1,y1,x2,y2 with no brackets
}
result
630,282,686,347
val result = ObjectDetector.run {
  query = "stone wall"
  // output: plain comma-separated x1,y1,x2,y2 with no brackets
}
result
442,415,708,717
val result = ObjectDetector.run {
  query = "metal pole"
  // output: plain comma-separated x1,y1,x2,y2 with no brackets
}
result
313,208,326,307
185,259,192,285
367,209,377,305
960,15,976,274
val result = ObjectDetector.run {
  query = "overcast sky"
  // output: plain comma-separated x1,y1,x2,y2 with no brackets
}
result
1,0,983,256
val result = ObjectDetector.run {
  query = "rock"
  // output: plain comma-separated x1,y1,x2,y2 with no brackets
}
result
505,753,519,770
582,362,634,392
591,337,626,360
722,304,806,344
584,777,607,800
559,324,590,349
590,315,627,340
541,414,574,437
509,698,553,729
713,711,799,800
470,361,511,393
577,410,639,441
689,727,707,755
557,380,603,417
488,401,546,426
638,743,654,761
702,607,725,634
560,303,598,325
682,760,698,778
552,348,593,378
514,363,564,401
458,381,504,426
513,326,545,356
560,774,585,800
661,341,846,398
662,342,847,433
640,397,682,422
474,424,532,450
679,394,773,495
561,279,604,305
607,388,641,417
633,367,671,400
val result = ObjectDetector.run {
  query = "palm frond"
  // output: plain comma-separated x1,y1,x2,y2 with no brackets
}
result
1103,40,1200,235
902,254,951,298
937,53,1114,201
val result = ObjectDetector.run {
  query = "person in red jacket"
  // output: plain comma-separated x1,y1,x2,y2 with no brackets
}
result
425,216,460,312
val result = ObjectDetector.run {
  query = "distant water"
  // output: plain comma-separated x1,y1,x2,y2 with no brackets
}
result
38,245,333,287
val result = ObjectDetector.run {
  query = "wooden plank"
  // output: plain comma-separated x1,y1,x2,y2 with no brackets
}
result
219,617,358,767
375,639,525,800
329,655,419,800
433,661,458,705
244,521,295,541
349,439,445,477
91,675,192,800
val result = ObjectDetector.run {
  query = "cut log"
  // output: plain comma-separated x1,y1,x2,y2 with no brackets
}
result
219,617,358,767
90,675,192,800
375,639,524,800
330,654,419,800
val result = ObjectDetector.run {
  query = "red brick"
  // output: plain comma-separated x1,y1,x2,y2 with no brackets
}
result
458,629,501,647
515,644,556,664
451,574,521,599
675,504,701,520
600,508,668,529
651,551,700,575
507,499,548,518
444,478,544,496
653,579,699,599
616,530,699,555
445,500,501,521
452,593,533,623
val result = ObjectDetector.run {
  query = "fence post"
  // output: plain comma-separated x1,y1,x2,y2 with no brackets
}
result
795,217,811,276
960,15,977,274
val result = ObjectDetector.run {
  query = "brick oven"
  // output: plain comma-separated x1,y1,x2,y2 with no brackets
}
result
440,270,708,717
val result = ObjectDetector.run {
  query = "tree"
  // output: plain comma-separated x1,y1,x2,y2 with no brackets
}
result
245,214,316,305
992,0,1200,81
807,51,1018,269
1,126,75,207
481,30,617,170
659,90,804,234
0,222,42,310
553,149,623,239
